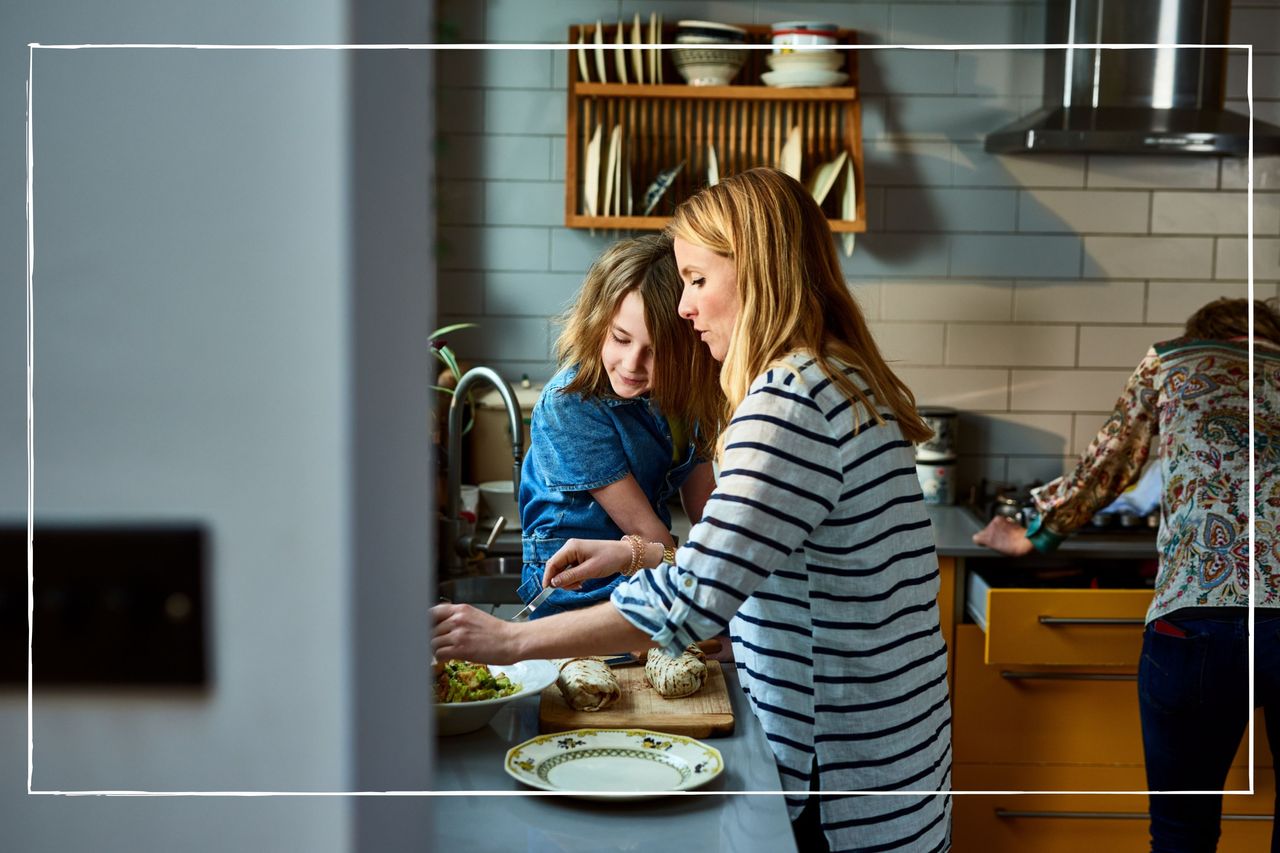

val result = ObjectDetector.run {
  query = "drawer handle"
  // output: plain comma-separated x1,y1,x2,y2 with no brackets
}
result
996,809,1147,821
996,809,1273,822
1000,670,1137,682
1038,616,1146,626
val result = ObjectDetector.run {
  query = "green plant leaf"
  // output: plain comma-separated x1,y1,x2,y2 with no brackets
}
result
429,322,478,341
430,385,457,395
435,346,463,379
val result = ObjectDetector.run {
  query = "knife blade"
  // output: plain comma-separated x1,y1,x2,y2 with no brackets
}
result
509,585,555,622
600,638,724,667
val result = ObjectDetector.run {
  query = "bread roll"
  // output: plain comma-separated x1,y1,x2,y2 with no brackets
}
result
644,645,707,698
556,657,621,711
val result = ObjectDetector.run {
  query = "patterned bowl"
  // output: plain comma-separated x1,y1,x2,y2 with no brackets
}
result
671,46,746,86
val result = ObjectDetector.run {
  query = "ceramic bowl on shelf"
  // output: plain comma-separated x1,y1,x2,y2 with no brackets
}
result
771,20,839,33
761,68,848,88
766,50,843,72
672,46,746,86
675,19,748,45
770,22,839,53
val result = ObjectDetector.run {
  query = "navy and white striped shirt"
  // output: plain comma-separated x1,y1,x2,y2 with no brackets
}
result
613,353,952,852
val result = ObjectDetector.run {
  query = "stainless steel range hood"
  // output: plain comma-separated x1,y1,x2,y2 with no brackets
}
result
985,0,1280,156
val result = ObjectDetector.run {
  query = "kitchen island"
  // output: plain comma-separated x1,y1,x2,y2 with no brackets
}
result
433,661,798,853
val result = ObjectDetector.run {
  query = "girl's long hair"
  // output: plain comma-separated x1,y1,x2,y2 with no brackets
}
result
667,167,932,447
554,233,722,457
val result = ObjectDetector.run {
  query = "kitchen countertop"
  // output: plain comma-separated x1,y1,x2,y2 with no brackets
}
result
926,504,1158,559
484,503,1157,562
433,659,798,853
440,507,1154,850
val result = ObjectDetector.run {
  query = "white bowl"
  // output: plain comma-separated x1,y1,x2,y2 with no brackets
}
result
771,20,839,33
435,659,559,736
672,46,746,86
771,28,838,53
478,479,519,524
766,50,843,72
675,20,748,42
761,69,848,88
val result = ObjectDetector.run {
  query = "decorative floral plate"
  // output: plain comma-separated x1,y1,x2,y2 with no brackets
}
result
504,728,724,799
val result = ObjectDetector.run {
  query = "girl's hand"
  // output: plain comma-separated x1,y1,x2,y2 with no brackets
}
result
543,538,632,591
972,516,1036,557
431,603,523,665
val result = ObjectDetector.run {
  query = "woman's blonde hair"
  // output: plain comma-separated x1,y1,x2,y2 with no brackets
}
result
667,167,932,446
555,234,722,457
1184,296,1280,345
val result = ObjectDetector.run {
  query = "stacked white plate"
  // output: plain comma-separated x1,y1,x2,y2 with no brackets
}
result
761,49,847,88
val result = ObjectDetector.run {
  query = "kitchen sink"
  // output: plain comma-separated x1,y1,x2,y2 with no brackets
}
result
468,556,521,575
438,557,523,604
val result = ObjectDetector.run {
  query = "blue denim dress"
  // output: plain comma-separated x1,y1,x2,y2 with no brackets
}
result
516,365,701,617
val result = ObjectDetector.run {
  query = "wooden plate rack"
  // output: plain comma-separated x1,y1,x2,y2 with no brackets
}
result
565,23,867,233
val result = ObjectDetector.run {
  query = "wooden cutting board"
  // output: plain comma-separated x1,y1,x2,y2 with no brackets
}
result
538,660,735,738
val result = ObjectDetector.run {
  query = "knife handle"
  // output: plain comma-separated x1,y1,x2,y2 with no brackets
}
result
695,638,722,656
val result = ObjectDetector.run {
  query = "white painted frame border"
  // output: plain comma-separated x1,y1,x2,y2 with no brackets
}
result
25,40,1259,799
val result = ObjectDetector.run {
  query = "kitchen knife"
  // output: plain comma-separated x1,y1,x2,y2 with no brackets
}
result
509,585,555,622
602,638,724,667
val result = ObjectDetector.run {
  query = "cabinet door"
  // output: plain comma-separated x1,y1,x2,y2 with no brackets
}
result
954,624,1274,769
954,624,1145,766
937,557,955,673
954,764,1275,853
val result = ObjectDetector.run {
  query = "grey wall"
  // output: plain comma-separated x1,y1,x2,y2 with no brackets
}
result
3,2,434,850
435,0,1280,493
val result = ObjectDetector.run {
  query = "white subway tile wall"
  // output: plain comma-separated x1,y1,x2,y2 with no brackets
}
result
946,323,1076,367
1077,325,1184,368
434,0,1280,485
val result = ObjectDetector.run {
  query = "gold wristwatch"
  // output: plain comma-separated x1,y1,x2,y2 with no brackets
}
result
660,545,676,565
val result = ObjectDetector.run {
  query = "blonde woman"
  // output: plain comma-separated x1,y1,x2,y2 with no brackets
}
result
434,169,952,852
514,233,721,617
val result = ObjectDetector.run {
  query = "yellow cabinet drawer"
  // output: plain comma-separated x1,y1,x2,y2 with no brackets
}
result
954,624,1145,766
954,624,1274,770
968,570,1150,666
954,764,1274,853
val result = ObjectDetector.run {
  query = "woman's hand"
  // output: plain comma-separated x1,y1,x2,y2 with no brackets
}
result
972,516,1036,557
431,603,523,665
543,538,632,591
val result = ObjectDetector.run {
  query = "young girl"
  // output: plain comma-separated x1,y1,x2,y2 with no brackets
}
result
515,233,721,617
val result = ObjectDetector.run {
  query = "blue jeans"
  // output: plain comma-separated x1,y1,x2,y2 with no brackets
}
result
1138,611,1280,852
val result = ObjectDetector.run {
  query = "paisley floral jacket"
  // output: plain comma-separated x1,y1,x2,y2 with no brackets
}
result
1029,337,1280,623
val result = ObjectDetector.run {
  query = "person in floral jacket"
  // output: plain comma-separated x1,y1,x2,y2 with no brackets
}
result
975,297,1280,852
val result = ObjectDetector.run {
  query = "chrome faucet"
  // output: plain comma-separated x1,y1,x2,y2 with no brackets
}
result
443,367,524,575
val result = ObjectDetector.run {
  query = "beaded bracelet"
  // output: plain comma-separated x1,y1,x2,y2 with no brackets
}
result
623,534,647,576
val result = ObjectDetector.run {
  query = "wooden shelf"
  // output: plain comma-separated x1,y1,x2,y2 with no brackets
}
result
565,23,867,234
573,82,859,102
566,213,864,233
